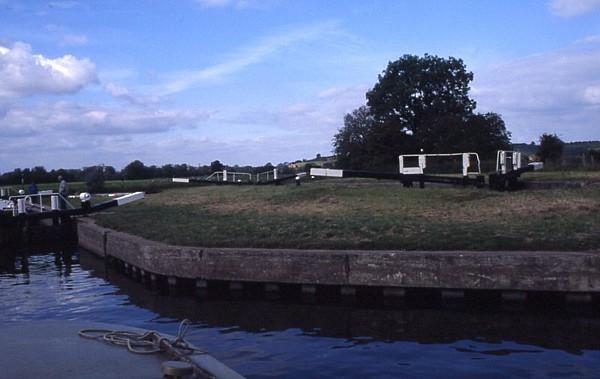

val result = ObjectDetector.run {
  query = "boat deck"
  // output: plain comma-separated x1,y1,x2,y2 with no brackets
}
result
0,320,244,379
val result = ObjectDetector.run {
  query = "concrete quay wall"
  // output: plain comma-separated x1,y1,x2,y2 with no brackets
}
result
78,220,600,293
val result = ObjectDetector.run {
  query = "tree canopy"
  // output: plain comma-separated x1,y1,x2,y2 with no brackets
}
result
122,160,148,180
334,54,511,170
367,54,475,126
537,133,564,163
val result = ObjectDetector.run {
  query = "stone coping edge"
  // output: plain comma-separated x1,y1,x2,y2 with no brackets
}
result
77,218,600,292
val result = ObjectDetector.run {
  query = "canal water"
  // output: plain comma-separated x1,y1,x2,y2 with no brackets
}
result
2,249,600,378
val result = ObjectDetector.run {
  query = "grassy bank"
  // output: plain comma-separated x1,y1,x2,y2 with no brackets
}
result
521,170,600,183
92,179,600,251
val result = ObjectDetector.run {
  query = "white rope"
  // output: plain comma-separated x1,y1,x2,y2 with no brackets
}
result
79,319,205,357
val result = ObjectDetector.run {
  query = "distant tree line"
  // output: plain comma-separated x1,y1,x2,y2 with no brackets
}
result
0,166,117,187
534,133,600,168
0,160,295,187
537,133,564,164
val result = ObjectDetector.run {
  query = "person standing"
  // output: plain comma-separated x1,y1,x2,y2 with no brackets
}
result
58,175,69,209
28,181,38,195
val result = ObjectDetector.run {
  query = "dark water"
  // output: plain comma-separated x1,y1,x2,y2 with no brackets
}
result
2,249,600,378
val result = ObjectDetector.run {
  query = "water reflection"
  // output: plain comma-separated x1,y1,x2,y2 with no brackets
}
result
2,248,600,378
1,246,74,276
78,250,600,355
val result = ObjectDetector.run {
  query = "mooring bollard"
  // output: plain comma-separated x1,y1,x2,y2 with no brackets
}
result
150,273,159,290
340,286,357,306
441,289,465,308
196,279,208,298
51,195,59,211
168,276,178,295
566,293,593,304
383,287,405,307
17,198,26,214
441,289,464,300
264,283,280,300
501,291,527,303
382,287,405,298
131,266,140,281
301,284,316,303
229,281,244,299
79,192,91,211
501,290,528,311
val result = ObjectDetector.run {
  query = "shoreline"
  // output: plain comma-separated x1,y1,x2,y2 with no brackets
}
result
78,219,600,299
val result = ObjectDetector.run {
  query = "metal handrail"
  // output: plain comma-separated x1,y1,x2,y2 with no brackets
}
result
256,169,278,183
496,150,522,174
9,191,75,211
399,152,481,176
204,171,253,183
0,187,12,198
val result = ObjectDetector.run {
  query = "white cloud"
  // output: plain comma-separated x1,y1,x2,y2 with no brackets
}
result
0,101,210,137
577,35,600,44
159,21,341,95
0,78,352,171
60,33,88,46
0,97,215,172
472,41,600,142
0,42,97,98
0,112,328,172
318,85,368,101
103,82,159,106
48,1,79,9
195,0,275,9
549,0,600,17
221,84,367,135
196,0,231,7
146,134,331,165
584,85,600,104
43,24,89,46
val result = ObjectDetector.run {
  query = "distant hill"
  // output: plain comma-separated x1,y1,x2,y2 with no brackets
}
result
512,141,600,158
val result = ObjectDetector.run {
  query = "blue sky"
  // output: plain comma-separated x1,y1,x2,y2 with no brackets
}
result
1,0,599,172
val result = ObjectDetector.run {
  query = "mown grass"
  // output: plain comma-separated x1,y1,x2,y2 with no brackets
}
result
522,170,600,183
92,178,600,251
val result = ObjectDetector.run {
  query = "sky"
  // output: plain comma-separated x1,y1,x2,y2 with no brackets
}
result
0,0,599,172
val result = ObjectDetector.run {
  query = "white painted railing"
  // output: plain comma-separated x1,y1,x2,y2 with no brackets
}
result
399,152,481,176
204,170,253,183
256,169,278,183
496,150,522,174
8,191,74,212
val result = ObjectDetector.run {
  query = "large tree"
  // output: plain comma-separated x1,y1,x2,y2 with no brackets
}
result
334,54,511,169
537,133,564,164
333,106,375,169
367,54,475,126
122,160,148,180
210,160,224,172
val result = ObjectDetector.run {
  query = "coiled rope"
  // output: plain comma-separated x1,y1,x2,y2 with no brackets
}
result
79,319,211,377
